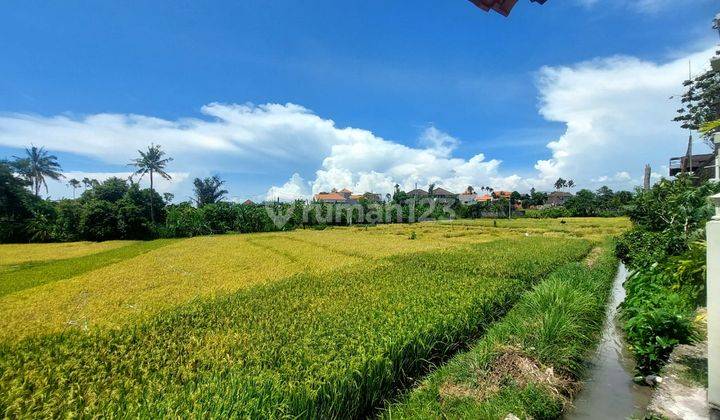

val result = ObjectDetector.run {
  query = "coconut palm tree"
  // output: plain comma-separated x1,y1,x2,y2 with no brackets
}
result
128,143,173,223
67,178,81,198
13,146,64,196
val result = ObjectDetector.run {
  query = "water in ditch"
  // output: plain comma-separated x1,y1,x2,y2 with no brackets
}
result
565,263,652,419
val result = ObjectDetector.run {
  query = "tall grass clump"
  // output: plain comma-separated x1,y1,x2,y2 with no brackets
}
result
385,243,618,419
0,237,591,418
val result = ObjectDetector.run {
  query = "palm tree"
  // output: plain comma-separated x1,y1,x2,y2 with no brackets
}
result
13,146,64,196
567,179,576,190
193,175,228,207
67,178,81,198
129,143,173,223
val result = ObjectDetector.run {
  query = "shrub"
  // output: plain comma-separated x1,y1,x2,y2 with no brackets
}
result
565,189,598,216
0,162,38,243
615,176,718,375
199,202,235,234
620,265,698,374
116,198,153,239
54,199,83,241
627,175,719,236
525,207,572,219
79,200,120,241
163,203,211,238
614,229,680,269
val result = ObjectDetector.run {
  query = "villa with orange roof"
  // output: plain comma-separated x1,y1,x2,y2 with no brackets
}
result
314,188,381,204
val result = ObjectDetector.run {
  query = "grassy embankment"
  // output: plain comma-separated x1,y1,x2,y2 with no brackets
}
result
385,243,619,419
1,236,592,417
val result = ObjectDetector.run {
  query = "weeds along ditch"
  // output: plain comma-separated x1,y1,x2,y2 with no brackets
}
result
0,237,592,418
384,244,619,419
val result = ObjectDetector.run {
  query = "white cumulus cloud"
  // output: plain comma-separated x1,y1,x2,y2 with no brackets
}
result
0,44,716,201
528,45,716,191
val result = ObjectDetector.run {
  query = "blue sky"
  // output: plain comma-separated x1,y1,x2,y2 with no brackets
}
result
0,0,717,201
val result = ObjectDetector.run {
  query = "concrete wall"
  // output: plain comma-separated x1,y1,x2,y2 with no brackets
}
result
709,193,720,411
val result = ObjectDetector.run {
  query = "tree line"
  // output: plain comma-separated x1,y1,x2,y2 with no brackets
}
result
1,143,634,243
0,144,262,242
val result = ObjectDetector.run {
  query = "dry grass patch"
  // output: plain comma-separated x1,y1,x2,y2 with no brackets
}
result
584,247,604,267
440,348,574,406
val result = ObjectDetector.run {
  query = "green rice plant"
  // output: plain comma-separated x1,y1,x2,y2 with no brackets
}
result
0,240,135,267
384,244,618,419
0,237,591,418
0,220,617,341
0,239,174,297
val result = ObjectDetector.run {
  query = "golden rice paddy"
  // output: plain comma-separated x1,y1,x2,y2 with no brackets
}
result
0,218,627,417
0,240,135,268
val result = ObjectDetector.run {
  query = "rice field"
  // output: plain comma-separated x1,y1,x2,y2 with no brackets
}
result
384,243,619,418
0,218,627,417
0,240,135,268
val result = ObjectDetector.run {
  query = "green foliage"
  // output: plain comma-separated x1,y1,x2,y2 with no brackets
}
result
0,162,37,242
163,203,211,237
525,186,631,218
0,238,591,417
674,51,720,144
79,199,120,241
564,189,597,216
116,197,152,239
620,260,700,374
528,188,548,207
81,176,128,203
192,175,228,207
614,230,677,270
198,202,234,233
53,199,83,241
627,175,719,237
10,146,64,197
0,175,168,243
162,202,282,238
128,144,173,185
525,207,572,218
26,213,55,243
616,176,718,375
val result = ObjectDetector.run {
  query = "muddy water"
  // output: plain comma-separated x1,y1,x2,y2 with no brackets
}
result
565,264,652,420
